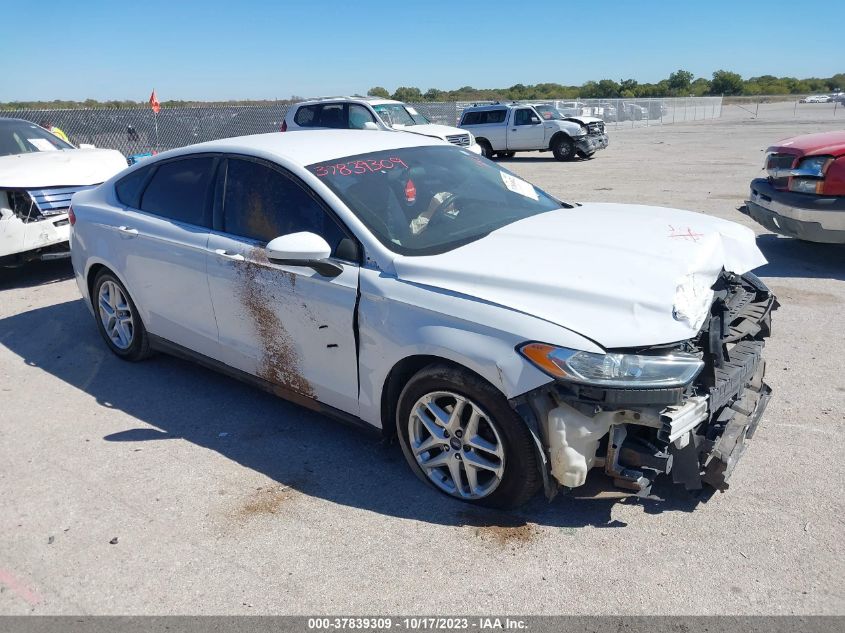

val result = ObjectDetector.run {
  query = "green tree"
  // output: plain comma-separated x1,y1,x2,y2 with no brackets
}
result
619,78,638,98
367,86,390,98
595,79,621,98
709,70,742,95
391,86,422,102
668,69,694,95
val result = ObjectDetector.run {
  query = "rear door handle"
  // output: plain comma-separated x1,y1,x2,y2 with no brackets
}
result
117,226,138,237
214,249,245,262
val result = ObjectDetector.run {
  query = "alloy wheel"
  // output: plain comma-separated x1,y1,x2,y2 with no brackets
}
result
408,391,505,499
98,280,135,350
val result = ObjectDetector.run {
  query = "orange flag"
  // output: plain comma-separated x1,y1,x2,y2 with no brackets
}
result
149,89,161,114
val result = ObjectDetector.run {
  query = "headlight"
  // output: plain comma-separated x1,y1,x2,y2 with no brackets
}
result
573,127,587,137
794,155,832,178
789,177,823,194
519,343,704,388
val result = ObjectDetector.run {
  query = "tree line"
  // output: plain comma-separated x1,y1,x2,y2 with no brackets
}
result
369,70,844,102
2,70,842,110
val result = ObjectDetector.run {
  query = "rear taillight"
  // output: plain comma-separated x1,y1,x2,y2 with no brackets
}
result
68,206,76,226
280,120,288,132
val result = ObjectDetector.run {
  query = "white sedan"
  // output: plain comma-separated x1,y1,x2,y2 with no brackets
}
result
0,118,127,266
70,130,777,508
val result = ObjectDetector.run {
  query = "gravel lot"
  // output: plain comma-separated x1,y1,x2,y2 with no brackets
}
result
1,102,843,616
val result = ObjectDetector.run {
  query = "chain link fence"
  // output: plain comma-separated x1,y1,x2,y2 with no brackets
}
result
457,97,723,128
0,97,720,157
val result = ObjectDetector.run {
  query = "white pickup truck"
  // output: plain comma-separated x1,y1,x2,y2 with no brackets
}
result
458,102,608,161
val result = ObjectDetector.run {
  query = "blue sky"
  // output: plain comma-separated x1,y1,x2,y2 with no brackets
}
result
2,0,842,101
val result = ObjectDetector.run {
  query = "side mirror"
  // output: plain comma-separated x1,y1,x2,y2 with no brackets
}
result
266,232,342,277
362,121,379,130
78,143,96,149
530,117,541,124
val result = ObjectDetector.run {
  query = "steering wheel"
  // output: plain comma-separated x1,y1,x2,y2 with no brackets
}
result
422,192,460,232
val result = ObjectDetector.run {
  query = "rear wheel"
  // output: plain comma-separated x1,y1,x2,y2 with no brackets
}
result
552,136,576,161
92,270,152,361
396,364,541,509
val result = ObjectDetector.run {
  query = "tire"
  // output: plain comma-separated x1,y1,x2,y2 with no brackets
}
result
499,151,515,158
92,270,152,361
552,136,576,161
477,139,494,159
396,364,541,509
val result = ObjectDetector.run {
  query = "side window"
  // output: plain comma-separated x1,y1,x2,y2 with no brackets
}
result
294,105,318,127
115,164,153,208
223,158,348,255
486,109,507,124
514,109,536,126
316,104,345,129
139,157,215,226
461,111,479,125
348,104,376,129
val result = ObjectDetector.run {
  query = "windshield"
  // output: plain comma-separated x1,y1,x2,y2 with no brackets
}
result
533,105,564,121
373,103,430,127
308,146,565,256
0,120,73,156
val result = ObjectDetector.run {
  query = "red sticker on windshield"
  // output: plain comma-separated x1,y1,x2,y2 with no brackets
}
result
405,179,416,204
311,156,408,178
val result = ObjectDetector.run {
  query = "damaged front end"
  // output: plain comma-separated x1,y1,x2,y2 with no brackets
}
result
517,272,778,497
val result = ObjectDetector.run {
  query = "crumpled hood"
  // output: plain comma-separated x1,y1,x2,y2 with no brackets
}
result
0,148,127,188
563,115,603,126
393,203,767,349
394,123,471,141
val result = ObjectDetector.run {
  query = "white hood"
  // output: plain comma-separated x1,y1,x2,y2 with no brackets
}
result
0,148,127,188
393,123,468,141
393,203,767,349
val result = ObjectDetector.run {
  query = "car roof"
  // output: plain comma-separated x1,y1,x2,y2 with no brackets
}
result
293,96,402,107
0,117,36,127
160,130,446,166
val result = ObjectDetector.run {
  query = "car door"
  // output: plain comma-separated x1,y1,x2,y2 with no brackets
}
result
114,155,220,358
205,156,361,416
507,108,546,150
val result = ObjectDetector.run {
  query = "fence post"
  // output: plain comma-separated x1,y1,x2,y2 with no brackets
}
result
794,99,798,117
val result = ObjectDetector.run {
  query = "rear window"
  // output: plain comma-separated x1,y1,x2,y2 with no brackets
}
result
139,157,215,227
115,165,153,208
461,109,506,125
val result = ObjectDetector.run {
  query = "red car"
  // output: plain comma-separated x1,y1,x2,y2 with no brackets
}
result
745,130,845,243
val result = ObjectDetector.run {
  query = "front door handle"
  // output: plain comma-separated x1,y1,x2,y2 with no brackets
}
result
214,249,245,262
117,226,138,237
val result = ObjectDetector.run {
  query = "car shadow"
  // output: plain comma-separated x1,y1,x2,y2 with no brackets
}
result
0,259,74,290
0,298,710,529
494,155,593,164
754,234,845,281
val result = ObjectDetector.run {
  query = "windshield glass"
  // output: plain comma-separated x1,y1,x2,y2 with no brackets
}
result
533,105,564,121
308,146,565,256
373,103,429,126
0,120,73,156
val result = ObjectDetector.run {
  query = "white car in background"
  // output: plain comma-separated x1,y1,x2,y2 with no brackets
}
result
0,118,127,266
70,130,776,508
283,96,481,154
799,95,832,103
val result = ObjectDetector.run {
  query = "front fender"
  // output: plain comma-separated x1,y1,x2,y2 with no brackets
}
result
356,268,601,428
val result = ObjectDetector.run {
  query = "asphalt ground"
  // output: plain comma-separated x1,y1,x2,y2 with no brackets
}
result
1,101,843,615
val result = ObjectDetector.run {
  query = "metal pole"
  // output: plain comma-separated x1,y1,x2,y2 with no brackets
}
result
154,111,159,151
755,98,759,117
672,97,676,124
794,99,798,117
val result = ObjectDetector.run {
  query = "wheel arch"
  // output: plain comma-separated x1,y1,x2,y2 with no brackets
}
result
548,130,572,150
85,260,136,313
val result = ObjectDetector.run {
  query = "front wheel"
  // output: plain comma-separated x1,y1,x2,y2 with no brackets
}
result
396,364,541,508
552,136,576,161
477,140,494,159
498,151,515,159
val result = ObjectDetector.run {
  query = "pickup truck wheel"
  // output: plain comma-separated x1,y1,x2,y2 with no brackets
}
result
499,151,515,158
396,364,541,509
92,270,152,361
552,136,576,161
477,140,494,159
